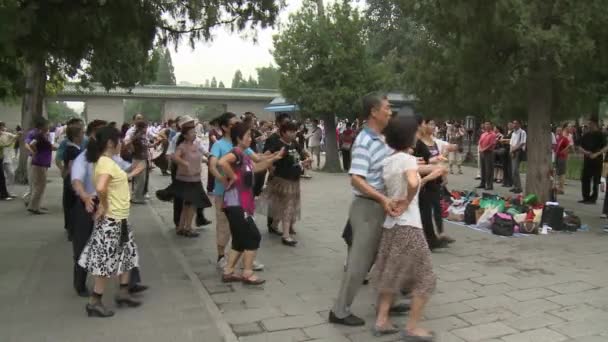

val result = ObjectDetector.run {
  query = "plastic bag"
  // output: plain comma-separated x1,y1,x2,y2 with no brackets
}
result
480,198,506,212
477,207,498,229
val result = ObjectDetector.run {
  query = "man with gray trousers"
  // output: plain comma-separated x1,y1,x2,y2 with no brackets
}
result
329,93,407,327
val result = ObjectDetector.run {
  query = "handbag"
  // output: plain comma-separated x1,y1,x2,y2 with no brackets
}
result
491,213,515,236
464,203,479,225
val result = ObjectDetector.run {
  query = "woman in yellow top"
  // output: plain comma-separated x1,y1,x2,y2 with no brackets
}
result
78,126,145,318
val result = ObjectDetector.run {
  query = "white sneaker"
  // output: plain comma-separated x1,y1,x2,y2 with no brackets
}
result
252,260,265,271
601,214,607,219
217,256,227,269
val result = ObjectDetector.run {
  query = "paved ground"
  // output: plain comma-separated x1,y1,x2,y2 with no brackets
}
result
3,163,608,342
0,169,225,342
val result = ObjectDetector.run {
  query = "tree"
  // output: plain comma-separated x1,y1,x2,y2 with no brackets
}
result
152,48,176,85
47,102,80,124
210,77,218,88
0,0,280,183
388,0,608,202
273,0,379,172
204,79,211,87
218,81,226,88
232,70,244,88
256,65,280,89
246,75,258,88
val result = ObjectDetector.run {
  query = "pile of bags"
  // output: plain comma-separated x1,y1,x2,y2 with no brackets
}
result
441,188,582,237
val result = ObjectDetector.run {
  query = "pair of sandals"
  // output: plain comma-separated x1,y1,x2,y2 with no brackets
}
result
222,272,265,285
372,325,434,341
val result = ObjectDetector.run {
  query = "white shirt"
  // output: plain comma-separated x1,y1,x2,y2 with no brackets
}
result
309,126,323,147
124,125,156,144
382,152,422,229
510,128,527,151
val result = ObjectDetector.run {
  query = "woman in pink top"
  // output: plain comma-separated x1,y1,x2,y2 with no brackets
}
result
173,125,212,237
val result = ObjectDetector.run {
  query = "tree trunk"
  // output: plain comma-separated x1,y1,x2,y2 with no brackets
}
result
525,66,552,203
321,113,342,172
14,58,46,184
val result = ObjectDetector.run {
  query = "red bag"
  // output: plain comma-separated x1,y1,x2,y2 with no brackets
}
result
440,199,450,218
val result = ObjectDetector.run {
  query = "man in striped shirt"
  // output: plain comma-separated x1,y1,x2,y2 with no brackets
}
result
330,93,402,327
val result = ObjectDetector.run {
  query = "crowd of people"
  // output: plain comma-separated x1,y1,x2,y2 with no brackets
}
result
4,92,608,340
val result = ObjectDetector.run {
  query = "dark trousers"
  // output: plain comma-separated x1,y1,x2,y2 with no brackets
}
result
71,199,94,292
0,157,8,198
224,206,261,252
419,187,443,248
341,150,352,171
72,199,141,291
170,163,204,226
582,158,602,202
144,160,149,195
479,150,494,189
502,152,512,186
253,171,266,197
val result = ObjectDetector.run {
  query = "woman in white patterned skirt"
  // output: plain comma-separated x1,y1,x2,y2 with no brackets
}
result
78,126,145,318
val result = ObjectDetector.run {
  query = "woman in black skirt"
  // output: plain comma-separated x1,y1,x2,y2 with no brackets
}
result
173,124,212,237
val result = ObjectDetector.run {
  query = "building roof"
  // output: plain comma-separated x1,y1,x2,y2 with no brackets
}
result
54,83,280,101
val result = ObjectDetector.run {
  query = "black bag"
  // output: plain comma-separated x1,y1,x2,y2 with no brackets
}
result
342,220,353,247
541,205,564,231
491,213,515,236
563,211,581,232
464,203,480,225
519,221,539,234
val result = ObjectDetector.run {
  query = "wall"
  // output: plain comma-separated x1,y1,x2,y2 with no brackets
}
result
164,99,274,122
85,98,125,124
0,101,22,129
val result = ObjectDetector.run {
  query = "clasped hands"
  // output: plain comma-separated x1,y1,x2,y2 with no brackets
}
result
382,196,410,217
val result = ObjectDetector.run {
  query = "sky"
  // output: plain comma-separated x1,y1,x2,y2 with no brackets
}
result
169,0,304,87
169,0,365,86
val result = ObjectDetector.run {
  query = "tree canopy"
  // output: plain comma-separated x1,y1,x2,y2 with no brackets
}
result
367,0,608,201
273,0,378,171
1,0,281,183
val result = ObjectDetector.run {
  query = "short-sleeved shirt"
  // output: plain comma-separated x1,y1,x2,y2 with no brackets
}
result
263,132,281,153
71,151,130,195
63,143,81,177
210,138,253,196
580,130,606,161
95,156,130,219
309,127,323,147
31,132,53,167
267,139,305,181
382,152,422,229
349,126,392,195
176,142,203,182
510,129,527,151
131,132,149,160
414,140,441,192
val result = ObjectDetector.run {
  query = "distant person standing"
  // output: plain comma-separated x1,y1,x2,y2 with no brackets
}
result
446,123,465,174
0,122,19,197
554,127,570,194
308,119,323,170
340,123,355,171
26,119,55,214
476,122,497,191
509,120,527,194
578,119,606,204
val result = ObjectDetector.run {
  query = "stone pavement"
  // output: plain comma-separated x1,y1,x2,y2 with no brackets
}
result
0,169,225,342
146,164,608,342
3,164,608,342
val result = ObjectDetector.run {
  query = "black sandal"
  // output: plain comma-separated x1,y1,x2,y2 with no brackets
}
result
268,227,282,236
281,237,297,247
182,230,200,238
